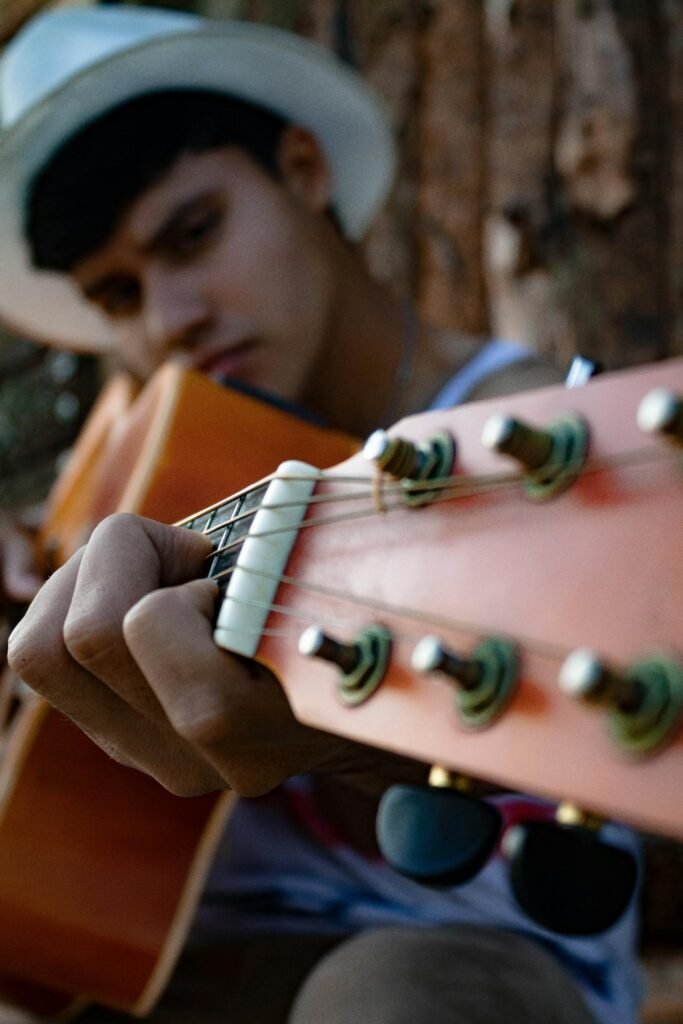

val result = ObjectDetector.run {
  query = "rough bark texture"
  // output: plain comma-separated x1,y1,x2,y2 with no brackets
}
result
415,0,486,333
188,0,683,370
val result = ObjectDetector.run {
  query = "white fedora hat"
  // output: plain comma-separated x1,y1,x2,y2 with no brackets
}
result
0,5,395,351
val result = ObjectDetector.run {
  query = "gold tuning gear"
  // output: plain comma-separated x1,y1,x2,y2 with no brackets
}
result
482,415,554,472
363,428,455,507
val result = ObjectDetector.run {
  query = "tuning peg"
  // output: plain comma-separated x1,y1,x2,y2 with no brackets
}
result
376,766,502,886
363,429,455,506
481,412,589,500
299,626,362,674
637,388,683,448
560,648,683,755
482,415,554,470
298,623,392,706
412,635,519,728
559,648,645,712
502,804,638,936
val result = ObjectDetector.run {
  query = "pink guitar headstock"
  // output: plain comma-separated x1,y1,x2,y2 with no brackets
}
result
213,359,683,840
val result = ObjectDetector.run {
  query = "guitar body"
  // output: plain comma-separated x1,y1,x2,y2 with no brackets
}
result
0,364,356,1017
38,362,356,569
0,701,229,1019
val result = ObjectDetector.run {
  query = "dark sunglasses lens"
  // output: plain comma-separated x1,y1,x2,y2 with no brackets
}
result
377,784,503,886
506,820,638,935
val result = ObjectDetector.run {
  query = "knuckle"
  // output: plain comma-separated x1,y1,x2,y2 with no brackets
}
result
8,614,72,694
160,774,220,799
7,625,47,686
62,605,119,671
122,588,173,643
90,511,141,543
152,739,226,797
169,691,235,749
86,733,137,770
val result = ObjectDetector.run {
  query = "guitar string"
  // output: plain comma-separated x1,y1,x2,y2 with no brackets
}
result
182,466,516,533
210,570,568,664
202,468,521,546
205,444,672,560
189,439,671,534
201,443,677,664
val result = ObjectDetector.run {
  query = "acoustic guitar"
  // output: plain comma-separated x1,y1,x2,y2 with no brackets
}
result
0,363,355,1018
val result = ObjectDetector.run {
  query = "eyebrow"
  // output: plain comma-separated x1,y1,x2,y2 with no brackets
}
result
143,191,219,255
81,272,135,304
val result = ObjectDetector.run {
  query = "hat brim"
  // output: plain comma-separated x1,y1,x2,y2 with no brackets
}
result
0,22,395,352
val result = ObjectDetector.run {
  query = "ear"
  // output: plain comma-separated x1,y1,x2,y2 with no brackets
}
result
277,125,333,213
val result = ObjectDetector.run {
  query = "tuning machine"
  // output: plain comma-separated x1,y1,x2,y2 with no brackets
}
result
412,635,519,728
363,429,455,507
482,412,589,500
502,802,638,936
638,388,683,467
298,624,392,706
560,648,683,755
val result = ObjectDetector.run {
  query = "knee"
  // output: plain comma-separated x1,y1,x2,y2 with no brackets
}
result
289,926,595,1024
289,928,429,1024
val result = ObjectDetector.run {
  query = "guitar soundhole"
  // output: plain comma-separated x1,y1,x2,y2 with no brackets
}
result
184,485,270,592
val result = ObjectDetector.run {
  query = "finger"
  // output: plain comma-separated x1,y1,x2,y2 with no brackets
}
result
61,514,212,716
123,579,343,796
8,554,224,795
9,549,145,751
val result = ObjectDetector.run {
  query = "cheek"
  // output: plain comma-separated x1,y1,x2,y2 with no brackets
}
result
215,191,331,327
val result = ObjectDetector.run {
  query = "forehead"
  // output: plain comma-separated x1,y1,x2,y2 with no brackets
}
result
71,147,258,281
123,147,254,245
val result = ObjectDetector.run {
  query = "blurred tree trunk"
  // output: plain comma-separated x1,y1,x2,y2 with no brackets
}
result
191,0,682,371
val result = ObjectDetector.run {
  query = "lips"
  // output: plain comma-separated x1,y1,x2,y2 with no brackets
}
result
193,339,255,381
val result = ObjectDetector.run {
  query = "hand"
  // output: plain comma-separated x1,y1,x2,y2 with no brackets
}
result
7,513,368,798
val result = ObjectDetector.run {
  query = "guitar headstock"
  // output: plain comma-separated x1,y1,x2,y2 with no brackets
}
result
246,359,683,840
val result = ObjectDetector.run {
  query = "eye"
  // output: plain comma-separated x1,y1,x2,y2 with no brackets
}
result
93,276,142,318
168,204,222,259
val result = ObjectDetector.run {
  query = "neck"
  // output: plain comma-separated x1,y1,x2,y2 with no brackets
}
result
298,229,483,438
299,249,416,437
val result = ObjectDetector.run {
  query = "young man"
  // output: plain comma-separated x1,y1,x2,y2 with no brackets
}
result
2,7,640,1024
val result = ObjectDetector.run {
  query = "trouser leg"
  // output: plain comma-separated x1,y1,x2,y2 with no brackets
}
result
289,925,597,1024
3,927,598,1024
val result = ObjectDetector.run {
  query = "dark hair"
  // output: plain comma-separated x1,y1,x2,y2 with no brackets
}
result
26,90,290,272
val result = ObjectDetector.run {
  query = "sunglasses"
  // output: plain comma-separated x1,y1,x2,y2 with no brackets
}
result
376,781,638,937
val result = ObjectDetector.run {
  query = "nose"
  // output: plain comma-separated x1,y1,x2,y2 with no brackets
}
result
142,269,211,363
